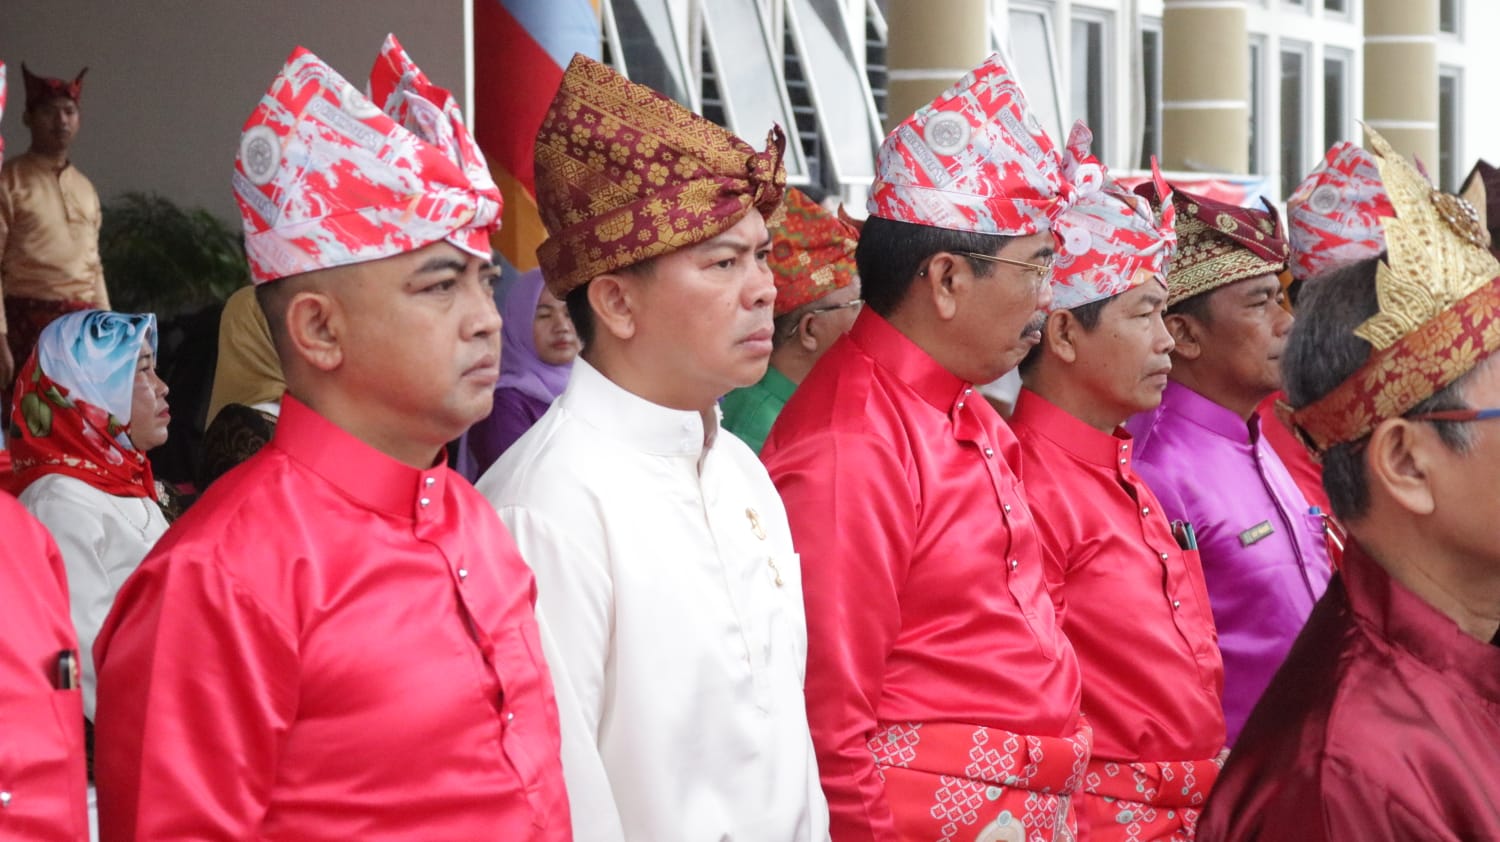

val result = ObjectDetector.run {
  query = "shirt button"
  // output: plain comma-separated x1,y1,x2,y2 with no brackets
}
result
984,447,994,458
1009,559,1019,570
1120,458,1127,464
965,387,973,395
419,497,431,508
0,791,10,808
1003,504,1011,513
507,712,516,722
957,401,966,410
1141,506,1150,515
458,568,469,580
1160,552,1169,560
424,476,436,487
1172,599,1181,609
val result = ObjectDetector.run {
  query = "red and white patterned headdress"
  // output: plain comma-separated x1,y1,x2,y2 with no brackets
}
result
867,53,1067,237
1048,122,1176,312
233,37,502,285
1286,142,1393,282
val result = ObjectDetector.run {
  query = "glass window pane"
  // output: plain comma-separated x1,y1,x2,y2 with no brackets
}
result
609,0,691,106
1323,56,1346,151
1006,10,1064,145
1324,0,1347,11
1439,71,1460,191
1248,41,1262,175
790,0,879,181
1140,27,1162,170
1070,19,1106,153
1281,48,1305,199
700,0,807,177
1440,0,1460,35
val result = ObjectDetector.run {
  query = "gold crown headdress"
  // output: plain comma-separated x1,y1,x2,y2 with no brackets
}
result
1289,124,1500,452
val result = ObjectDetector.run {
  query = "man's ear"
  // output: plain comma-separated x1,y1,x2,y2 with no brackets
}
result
1365,419,1438,517
797,312,819,352
922,253,965,322
1165,312,1203,361
1044,310,1079,364
588,273,638,341
283,288,344,373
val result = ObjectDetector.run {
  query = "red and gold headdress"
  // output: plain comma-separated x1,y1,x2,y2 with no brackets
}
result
1289,126,1500,452
1134,180,1288,307
532,54,786,298
768,189,858,317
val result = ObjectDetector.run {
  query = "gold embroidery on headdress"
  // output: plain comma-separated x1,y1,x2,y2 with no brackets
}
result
1357,126,1500,350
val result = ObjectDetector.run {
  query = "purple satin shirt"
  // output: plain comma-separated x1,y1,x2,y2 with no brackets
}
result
1125,382,1331,744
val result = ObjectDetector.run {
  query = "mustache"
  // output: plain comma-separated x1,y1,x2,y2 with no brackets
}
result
1021,312,1046,338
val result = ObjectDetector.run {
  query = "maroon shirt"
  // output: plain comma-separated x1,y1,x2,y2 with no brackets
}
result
1198,541,1500,840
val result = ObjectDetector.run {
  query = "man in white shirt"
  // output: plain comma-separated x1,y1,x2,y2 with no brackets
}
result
476,55,829,842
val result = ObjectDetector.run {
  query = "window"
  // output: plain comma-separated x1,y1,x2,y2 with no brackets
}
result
1324,0,1347,11
1280,43,1309,199
1323,49,1351,152
1248,38,1264,175
1002,7,1065,144
785,0,882,185
699,0,808,180
604,0,693,108
1070,14,1109,159
1440,0,1461,36
1439,67,1463,192
1139,22,1163,170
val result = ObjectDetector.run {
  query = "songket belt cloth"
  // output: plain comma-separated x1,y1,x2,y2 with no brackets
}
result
869,718,1093,842
1076,751,1228,842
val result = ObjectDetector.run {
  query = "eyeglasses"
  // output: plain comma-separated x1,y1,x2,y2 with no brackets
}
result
807,299,863,316
1405,408,1500,423
958,252,1053,282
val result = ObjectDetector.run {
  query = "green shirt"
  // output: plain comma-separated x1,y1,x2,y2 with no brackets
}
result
720,366,798,454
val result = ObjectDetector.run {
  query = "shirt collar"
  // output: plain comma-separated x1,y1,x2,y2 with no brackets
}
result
1160,381,1257,444
1344,541,1500,703
760,365,799,403
1012,388,1132,467
847,308,969,411
271,394,449,520
559,357,717,457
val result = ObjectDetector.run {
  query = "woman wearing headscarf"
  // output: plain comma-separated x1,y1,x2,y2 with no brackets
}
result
464,268,578,476
198,284,285,489
10,309,171,727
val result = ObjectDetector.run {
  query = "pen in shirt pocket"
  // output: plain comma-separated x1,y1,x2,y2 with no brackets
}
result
1171,520,1198,551
54,649,79,690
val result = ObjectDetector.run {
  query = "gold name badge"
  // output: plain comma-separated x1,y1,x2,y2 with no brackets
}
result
1238,521,1275,547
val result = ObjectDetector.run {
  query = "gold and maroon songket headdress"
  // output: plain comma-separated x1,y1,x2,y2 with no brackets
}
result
768,188,858,317
1288,126,1500,453
1134,180,1288,307
532,54,787,298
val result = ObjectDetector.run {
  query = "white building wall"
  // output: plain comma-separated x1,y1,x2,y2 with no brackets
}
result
0,0,466,223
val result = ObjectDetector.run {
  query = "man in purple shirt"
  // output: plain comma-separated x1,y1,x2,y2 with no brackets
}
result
1125,184,1331,744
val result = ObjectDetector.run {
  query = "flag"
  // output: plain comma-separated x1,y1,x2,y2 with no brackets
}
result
473,0,601,270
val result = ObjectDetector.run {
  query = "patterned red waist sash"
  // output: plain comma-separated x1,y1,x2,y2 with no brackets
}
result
1076,751,1228,842
869,718,1093,842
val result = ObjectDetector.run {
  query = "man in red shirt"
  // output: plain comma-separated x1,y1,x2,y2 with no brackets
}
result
93,38,569,840
762,54,1088,841
1010,125,1226,842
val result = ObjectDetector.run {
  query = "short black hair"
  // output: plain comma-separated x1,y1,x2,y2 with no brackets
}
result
1017,293,1112,374
1283,255,1475,520
1166,287,1216,323
854,216,1014,317
561,258,657,351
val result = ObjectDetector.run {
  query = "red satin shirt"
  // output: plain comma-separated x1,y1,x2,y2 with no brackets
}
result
94,396,570,840
0,494,87,841
762,311,1082,842
1011,390,1225,763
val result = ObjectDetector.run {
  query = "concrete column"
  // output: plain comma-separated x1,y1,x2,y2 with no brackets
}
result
884,0,990,132
1161,0,1248,174
1364,0,1438,169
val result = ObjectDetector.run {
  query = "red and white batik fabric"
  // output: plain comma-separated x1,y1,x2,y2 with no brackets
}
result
1077,752,1228,842
232,40,502,285
867,53,1069,237
1285,141,1393,282
870,719,1094,842
1048,122,1177,312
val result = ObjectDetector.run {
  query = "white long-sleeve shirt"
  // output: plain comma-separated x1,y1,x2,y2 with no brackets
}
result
19,473,167,719
478,358,829,842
